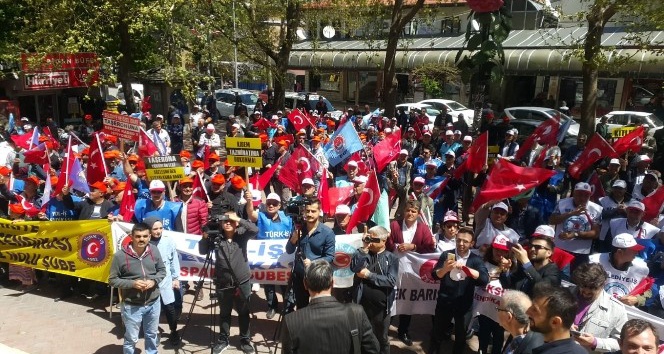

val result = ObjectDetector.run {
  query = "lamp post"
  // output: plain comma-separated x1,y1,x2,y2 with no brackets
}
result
232,0,239,89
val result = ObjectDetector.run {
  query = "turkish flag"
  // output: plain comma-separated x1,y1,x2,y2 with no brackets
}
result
277,145,319,194
345,151,369,176
568,133,616,179
54,136,74,196
15,195,40,218
373,132,401,173
119,180,136,222
86,133,107,185
192,173,210,202
250,156,282,190
642,186,664,222
472,160,556,210
515,118,559,161
587,171,605,202
346,170,380,233
328,186,353,213
253,117,276,131
42,126,60,151
613,126,645,156
466,131,489,173
287,109,313,131
138,128,159,157
10,133,32,150
23,143,49,164
202,145,211,170
532,145,550,167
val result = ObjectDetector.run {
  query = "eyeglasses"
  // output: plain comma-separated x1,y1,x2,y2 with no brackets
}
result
266,201,280,206
495,307,511,313
364,237,382,243
529,244,550,251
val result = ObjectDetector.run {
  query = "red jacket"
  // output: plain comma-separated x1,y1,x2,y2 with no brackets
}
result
387,220,435,254
175,196,208,235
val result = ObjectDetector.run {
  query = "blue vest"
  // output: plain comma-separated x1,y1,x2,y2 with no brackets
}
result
46,196,81,221
134,199,182,231
257,210,293,240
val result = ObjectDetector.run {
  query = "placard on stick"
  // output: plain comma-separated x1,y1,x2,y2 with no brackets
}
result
144,155,185,181
226,137,263,168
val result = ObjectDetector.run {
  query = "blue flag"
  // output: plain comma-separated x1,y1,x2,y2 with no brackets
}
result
323,122,363,167
558,117,573,143
7,113,14,133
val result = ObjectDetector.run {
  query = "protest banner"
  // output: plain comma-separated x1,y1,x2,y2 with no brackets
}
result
487,145,500,165
102,110,141,141
391,251,441,315
226,137,263,168
144,155,185,181
110,222,362,287
0,219,113,282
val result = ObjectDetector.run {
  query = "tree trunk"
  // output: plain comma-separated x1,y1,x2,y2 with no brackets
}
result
118,19,136,114
580,19,603,136
382,30,400,117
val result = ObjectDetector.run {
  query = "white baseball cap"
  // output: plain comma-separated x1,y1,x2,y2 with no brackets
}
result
445,151,456,158
413,176,425,184
206,123,215,130
425,160,438,167
149,180,166,191
612,180,627,189
445,130,454,136
492,202,509,211
637,155,652,163
532,225,555,238
347,161,358,168
353,175,368,184
574,182,592,193
454,130,462,135
612,233,645,251
266,193,281,202
399,149,409,155
463,136,472,142
626,200,645,212
301,178,315,186
609,158,620,165
335,204,351,215
443,211,459,224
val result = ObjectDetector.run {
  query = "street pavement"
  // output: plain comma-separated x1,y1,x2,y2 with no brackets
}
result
0,278,479,354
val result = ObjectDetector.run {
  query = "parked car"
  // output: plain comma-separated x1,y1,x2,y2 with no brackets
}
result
284,92,343,120
215,89,258,119
394,103,439,131
416,99,475,126
509,119,578,151
116,83,144,112
501,106,580,136
105,95,121,113
597,111,663,136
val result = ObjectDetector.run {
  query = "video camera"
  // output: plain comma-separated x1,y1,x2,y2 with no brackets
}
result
202,214,232,245
284,199,309,225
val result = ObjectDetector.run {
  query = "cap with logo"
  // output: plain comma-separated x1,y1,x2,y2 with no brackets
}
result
443,211,459,224
574,182,592,193
335,204,351,215
302,178,315,186
149,180,166,191
492,202,509,211
532,225,555,238
626,200,645,212
353,175,368,184
612,179,627,189
266,193,281,203
612,233,645,251
492,235,511,251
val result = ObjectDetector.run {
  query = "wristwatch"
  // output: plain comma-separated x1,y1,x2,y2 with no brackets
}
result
573,232,579,239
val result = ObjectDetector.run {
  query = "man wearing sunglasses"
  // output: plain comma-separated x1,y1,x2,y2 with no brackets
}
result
351,226,398,354
500,225,561,296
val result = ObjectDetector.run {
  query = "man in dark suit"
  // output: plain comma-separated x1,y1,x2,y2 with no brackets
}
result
281,259,379,354
429,227,489,354
286,198,336,308
497,290,544,354
386,199,436,346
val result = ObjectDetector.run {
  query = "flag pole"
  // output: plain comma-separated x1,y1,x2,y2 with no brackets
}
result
96,132,108,176
65,136,72,187
198,172,211,202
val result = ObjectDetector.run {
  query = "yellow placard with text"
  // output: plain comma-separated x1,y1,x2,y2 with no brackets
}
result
226,137,263,168
0,219,114,282
611,126,637,138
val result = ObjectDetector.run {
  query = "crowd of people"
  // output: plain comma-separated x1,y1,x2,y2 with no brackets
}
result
1,96,664,354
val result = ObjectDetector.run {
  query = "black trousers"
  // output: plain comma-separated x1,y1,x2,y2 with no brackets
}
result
477,314,504,354
216,281,252,343
366,307,391,354
429,298,472,354
292,272,310,309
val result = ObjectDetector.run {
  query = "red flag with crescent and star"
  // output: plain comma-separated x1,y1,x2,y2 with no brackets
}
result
515,118,559,161
346,170,380,233
277,145,320,194
471,159,556,211
287,109,314,131
568,133,616,179
373,132,401,173
612,126,645,156
86,132,107,185
119,180,136,221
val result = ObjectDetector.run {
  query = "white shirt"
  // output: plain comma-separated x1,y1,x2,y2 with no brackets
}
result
552,197,602,254
609,218,660,240
199,132,221,148
189,112,204,126
436,234,456,252
475,219,521,248
402,221,417,244
598,196,626,241
589,252,649,298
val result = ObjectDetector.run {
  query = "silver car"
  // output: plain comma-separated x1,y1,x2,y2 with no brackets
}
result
502,106,580,137
215,89,258,118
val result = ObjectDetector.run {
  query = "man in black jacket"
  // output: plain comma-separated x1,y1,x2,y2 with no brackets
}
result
500,226,561,296
62,181,114,220
497,290,544,354
199,211,258,354
281,259,379,354
429,227,489,354
350,226,399,354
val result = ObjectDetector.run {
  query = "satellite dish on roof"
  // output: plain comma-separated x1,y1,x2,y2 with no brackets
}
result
296,27,307,40
322,26,336,39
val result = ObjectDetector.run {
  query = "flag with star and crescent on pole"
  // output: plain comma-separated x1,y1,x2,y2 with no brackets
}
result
346,170,380,233
568,133,616,179
86,132,107,185
612,126,645,156
277,145,320,194
287,108,315,131
471,159,557,211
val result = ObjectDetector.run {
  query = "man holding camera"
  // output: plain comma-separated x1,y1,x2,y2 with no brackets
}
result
351,226,399,354
286,199,336,309
199,211,258,354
